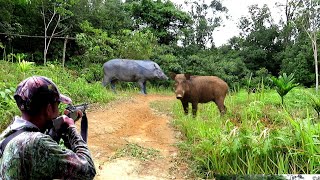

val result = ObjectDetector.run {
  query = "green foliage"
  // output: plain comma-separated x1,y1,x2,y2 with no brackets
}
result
238,5,283,75
128,0,191,44
71,0,133,34
307,92,320,118
12,53,26,62
75,21,159,68
79,64,103,83
242,68,272,95
74,20,118,67
164,88,320,177
13,53,35,77
111,143,160,161
183,0,227,48
52,0,75,16
0,60,116,131
280,36,314,87
117,29,158,59
153,53,182,74
244,72,253,93
0,87,17,130
270,73,299,105
17,60,35,76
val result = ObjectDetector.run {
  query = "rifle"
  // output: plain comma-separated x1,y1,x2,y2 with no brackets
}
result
50,103,89,143
64,103,88,121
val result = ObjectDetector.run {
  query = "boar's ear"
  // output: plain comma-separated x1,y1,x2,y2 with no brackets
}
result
185,74,191,80
169,72,176,80
153,63,157,69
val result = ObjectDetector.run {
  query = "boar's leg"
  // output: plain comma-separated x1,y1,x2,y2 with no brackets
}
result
191,102,198,117
181,101,189,115
110,80,117,93
102,75,111,87
143,82,147,94
103,76,118,94
215,97,226,115
138,80,147,94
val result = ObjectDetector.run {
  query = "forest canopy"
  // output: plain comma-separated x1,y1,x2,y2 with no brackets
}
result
0,0,319,89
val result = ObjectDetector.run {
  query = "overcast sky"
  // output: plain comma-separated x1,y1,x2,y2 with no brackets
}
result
173,0,282,47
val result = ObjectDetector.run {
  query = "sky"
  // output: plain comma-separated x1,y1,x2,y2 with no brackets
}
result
172,0,283,47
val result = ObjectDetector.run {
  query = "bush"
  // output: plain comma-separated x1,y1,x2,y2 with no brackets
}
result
79,64,103,83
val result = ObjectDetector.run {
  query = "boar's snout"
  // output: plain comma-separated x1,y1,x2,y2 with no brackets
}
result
176,93,183,99
160,73,168,80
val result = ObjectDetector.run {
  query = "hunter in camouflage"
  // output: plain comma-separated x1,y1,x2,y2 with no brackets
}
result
0,76,96,179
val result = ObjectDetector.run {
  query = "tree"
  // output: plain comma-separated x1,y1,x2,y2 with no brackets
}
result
0,0,41,53
237,4,283,75
117,29,158,60
75,21,118,67
280,34,314,87
128,0,191,45
182,0,227,48
276,0,303,45
298,0,320,92
71,0,133,34
41,0,74,65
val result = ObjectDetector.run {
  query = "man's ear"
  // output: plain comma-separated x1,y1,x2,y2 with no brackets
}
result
46,103,53,115
46,103,58,116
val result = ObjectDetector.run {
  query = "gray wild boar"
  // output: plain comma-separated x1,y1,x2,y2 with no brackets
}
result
102,59,168,94
171,73,228,117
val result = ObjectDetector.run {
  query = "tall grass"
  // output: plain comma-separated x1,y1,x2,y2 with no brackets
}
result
170,88,320,178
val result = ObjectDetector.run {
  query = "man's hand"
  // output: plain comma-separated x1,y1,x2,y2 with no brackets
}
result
62,115,75,127
52,115,75,132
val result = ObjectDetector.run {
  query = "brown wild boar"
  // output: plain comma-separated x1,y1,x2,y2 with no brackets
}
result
171,73,228,117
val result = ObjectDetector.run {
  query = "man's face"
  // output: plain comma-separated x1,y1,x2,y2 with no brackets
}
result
44,101,61,130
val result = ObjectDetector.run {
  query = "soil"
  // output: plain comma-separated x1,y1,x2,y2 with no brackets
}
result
84,94,189,180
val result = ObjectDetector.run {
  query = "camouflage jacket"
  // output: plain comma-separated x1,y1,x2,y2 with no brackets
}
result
0,116,96,180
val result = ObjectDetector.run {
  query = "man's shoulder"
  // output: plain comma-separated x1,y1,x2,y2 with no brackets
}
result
8,131,46,150
18,131,56,148
0,131,46,178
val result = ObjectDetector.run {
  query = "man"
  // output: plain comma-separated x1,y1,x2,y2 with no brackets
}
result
0,76,96,179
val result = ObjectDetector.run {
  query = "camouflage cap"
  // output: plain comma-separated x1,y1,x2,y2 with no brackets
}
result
14,76,72,111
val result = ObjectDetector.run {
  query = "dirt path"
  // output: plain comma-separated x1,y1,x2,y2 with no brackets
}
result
84,94,188,179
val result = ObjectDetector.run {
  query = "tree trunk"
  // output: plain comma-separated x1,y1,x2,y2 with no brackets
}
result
62,35,68,68
42,3,60,66
315,44,318,93
44,35,47,65
311,33,318,92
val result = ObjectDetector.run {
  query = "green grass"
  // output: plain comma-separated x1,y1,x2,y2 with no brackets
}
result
153,88,320,178
111,143,160,161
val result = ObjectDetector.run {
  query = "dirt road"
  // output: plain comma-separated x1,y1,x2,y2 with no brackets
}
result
85,94,188,179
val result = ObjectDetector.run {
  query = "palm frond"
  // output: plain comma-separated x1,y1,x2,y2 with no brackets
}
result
270,73,299,105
